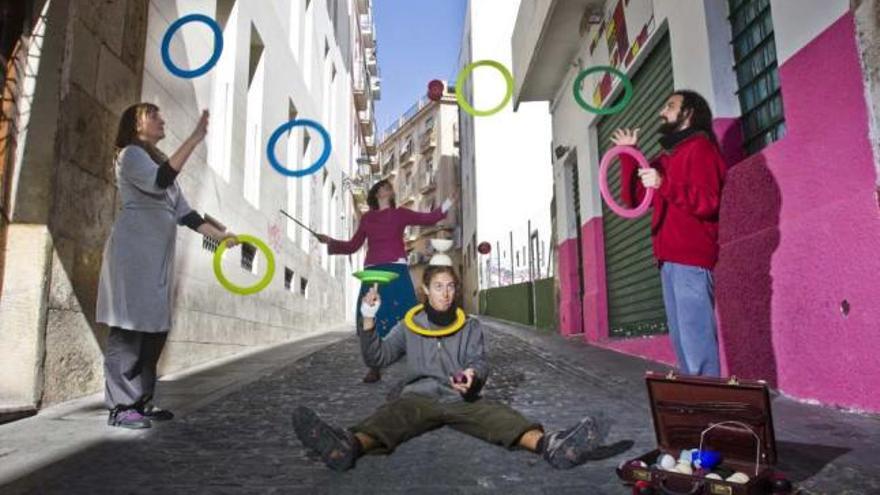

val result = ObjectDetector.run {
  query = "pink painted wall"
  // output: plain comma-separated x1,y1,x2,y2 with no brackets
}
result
559,13,880,412
556,238,583,335
715,12,880,412
580,217,608,342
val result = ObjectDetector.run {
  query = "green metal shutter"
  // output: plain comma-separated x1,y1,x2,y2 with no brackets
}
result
596,34,672,337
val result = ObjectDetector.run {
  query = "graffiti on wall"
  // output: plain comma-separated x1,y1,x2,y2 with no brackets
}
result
584,0,656,107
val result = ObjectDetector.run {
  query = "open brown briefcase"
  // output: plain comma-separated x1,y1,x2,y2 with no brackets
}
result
616,371,792,494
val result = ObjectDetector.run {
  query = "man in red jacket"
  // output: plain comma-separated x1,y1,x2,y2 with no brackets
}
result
612,90,727,377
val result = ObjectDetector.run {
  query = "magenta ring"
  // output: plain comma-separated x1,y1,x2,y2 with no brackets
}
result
599,145,654,219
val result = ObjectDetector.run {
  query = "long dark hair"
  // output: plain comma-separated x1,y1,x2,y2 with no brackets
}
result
673,90,719,148
115,103,168,164
366,179,396,210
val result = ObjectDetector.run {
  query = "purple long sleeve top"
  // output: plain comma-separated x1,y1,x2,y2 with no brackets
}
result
327,207,447,266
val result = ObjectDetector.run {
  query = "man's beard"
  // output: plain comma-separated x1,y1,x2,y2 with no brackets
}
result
659,113,687,135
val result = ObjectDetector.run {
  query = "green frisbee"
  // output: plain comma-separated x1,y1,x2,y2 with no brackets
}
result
353,270,400,284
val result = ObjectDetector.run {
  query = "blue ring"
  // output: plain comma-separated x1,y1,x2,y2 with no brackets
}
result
266,119,332,177
161,14,224,79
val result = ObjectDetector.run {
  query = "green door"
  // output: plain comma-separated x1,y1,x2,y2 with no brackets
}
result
596,33,672,337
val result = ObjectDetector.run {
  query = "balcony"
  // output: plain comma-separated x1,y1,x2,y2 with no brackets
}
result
420,131,436,152
365,135,376,155
354,74,368,111
366,49,378,76
358,110,374,137
400,141,414,167
420,175,437,194
370,76,381,100
511,0,605,107
367,155,379,173
359,14,375,48
381,154,395,174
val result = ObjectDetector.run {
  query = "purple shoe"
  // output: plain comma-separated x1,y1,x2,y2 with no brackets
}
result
109,409,152,429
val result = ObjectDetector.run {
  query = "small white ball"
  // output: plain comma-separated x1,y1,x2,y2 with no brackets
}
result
726,472,750,484
674,461,694,475
679,448,696,462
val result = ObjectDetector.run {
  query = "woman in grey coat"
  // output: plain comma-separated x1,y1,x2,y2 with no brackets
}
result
97,103,236,429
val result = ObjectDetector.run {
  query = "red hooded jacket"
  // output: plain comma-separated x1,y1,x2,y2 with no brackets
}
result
620,131,727,269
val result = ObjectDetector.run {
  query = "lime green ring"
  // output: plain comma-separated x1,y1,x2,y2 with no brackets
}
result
213,234,275,295
572,66,634,115
455,60,514,117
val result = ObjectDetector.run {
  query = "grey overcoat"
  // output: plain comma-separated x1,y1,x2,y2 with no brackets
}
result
96,145,194,333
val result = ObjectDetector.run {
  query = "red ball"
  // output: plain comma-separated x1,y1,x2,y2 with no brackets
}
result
633,480,654,495
427,79,444,101
477,241,491,255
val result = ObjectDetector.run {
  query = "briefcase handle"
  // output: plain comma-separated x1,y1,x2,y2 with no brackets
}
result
658,477,705,495
699,420,761,477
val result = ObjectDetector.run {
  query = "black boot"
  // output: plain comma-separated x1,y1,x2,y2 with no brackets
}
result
291,406,359,472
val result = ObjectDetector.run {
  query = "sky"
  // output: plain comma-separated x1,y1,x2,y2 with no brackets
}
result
372,0,467,134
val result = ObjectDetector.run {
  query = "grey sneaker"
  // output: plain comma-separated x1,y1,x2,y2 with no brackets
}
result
543,414,620,469
291,406,358,471
109,409,152,430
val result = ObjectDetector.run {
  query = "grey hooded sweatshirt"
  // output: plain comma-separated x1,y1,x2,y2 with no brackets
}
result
358,311,489,403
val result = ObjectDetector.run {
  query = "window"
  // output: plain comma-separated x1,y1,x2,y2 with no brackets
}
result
300,277,309,297
241,242,256,273
728,0,785,154
244,24,265,207
202,235,220,253
209,1,239,182
284,267,295,291
287,100,300,242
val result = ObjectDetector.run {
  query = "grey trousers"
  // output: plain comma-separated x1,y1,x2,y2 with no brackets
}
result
104,327,168,410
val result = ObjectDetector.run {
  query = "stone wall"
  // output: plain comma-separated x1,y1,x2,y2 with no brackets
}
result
40,0,149,404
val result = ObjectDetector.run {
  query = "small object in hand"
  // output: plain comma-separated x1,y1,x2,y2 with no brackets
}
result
726,472,750,484
353,269,400,284
693,449,723,470
658,453,676,471
452,371,467,384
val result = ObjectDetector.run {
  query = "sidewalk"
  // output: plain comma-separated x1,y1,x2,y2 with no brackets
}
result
0,317,877,494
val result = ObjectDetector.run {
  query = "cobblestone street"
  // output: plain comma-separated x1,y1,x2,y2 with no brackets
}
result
2,318,879,494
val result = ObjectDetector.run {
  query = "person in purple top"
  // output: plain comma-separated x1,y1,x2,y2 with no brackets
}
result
316,180,457,383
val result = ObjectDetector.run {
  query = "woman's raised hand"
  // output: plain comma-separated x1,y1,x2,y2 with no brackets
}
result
191,110,210,142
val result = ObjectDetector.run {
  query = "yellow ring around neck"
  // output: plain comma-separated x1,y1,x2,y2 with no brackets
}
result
404,304,467,337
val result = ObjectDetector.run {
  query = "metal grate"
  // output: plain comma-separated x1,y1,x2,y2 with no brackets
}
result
284,267,294,291
240,242,256,273
728,0,786,155
596,33,673,338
